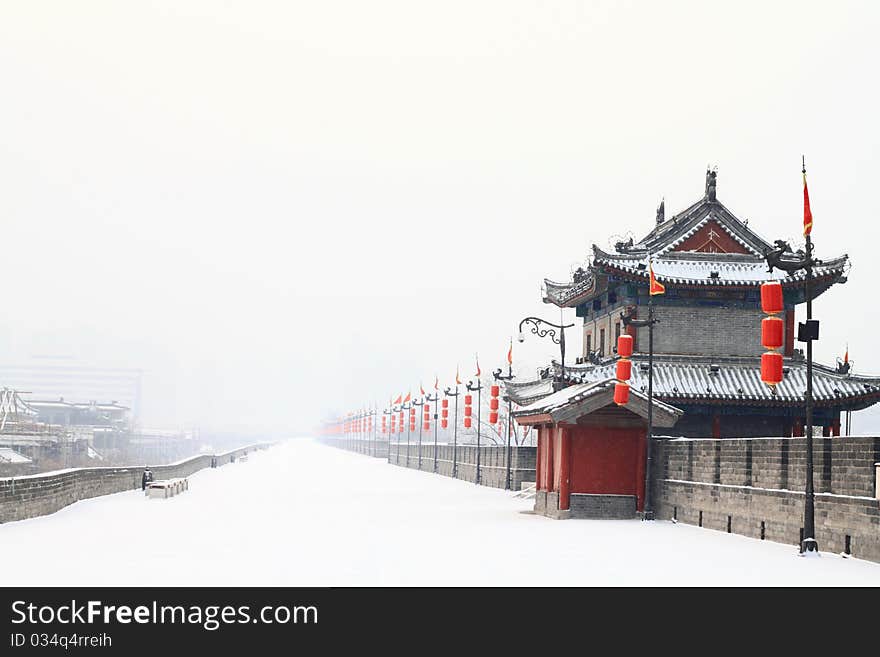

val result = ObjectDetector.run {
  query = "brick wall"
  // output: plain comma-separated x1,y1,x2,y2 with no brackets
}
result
319,436,536,491
635,304,769,357
653,436,880,562
0,443,273,524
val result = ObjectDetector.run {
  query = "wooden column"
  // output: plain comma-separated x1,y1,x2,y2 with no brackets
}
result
558,425,571,511
784,309,795,357
634,428,647,512
793,417,804,437
712,414,721,439
831,416,841,437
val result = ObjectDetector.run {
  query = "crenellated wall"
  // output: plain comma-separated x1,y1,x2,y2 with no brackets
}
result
652,436,880,562
0,443,273,524
318,437,535,491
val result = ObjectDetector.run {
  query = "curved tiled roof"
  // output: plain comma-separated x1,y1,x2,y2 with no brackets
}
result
504,355,880,411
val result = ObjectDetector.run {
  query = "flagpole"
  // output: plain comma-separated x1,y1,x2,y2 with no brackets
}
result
802,155,817,553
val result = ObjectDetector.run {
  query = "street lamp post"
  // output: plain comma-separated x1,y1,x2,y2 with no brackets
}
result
444,385,460,478
402,400,412,467
425,389,440,472
413,396,424,469
620,303,659,520
493,366,515,491
466,378,483,485
518,317,575,390
383,406,394,464
764,204,821,551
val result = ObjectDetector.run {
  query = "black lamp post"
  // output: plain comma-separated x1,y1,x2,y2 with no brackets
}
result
466,378,483,484
764,161,821,553
444,384,460,478
620,302,659,521
383,406,394,464
366,408,376,457
518,317,575,390
425,388,440,473
402,399,412,467
413,396,424,469
493,365,515,491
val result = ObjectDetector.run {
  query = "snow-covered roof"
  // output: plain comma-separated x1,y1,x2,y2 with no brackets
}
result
0,447,31,463
506,355,880,410
513,378,683,427
542,187,849,307
593,248,848,287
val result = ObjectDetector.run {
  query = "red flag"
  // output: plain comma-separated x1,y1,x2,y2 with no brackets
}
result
434,375,439,391
403,391,411,403
475,354,481,377
844,345,849,364
455,365,461,385
393,394,402,405
420,382,425,396
649,260,665,296
507,339,513,366
803,165,813,237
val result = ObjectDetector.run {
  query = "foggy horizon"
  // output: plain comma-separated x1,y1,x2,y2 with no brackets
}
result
1,1,878,434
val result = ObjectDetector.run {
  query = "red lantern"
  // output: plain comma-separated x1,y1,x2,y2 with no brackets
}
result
410,407,415,416
490,398,499,410
617,334,634,358
761,352,784,386
423,422,430,430
464,394,472,405
761,281,784,315
761,316,784,350
464,406,472,417
442,399,448,408
424,404,430,413
464,417,472,428
441,419,448,429
489,411,498,424
613,382,630,406
442,408,448,418
616,359,632,381
490,385,499,397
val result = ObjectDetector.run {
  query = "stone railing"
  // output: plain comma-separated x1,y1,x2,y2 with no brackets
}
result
0,443,273,524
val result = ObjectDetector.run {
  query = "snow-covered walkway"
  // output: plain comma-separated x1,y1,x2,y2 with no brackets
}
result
1,439,878,586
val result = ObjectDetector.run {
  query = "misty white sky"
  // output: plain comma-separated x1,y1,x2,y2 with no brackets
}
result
1,1,878,433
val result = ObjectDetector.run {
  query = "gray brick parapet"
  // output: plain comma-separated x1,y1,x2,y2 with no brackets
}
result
0,443,272,524
653,436,880,563
318,437,535,491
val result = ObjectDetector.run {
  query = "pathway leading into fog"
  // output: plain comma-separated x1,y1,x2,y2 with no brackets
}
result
1,439,879,586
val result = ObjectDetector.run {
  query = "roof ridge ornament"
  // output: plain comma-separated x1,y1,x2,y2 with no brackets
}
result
705,166,718,202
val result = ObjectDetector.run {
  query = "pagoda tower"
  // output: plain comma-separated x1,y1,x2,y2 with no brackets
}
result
508,170,880,438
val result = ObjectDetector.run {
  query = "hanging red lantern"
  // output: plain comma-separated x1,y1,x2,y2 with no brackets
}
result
424,404,430,413
616,359,632,381
761,352,784,386
490,385,499,397
464,406,472,417
488,398,498,410
760,281,784,315
423,421,430,430
489,411,498,424
441,408,448,418
464,394,472,405
613,382,630,405
617,334,634,358
441,419,448,429
761,316,784,350
442,399,448,408
464,417,472,428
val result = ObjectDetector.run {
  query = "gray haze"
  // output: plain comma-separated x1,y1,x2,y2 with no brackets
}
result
1,1,878,433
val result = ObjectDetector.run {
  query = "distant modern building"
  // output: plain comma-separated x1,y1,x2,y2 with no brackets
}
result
0,360,142,421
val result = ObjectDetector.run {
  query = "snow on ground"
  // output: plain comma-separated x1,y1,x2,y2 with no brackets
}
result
1,439,879,586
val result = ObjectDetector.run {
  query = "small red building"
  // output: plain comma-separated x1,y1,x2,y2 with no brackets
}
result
514,379,682,519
